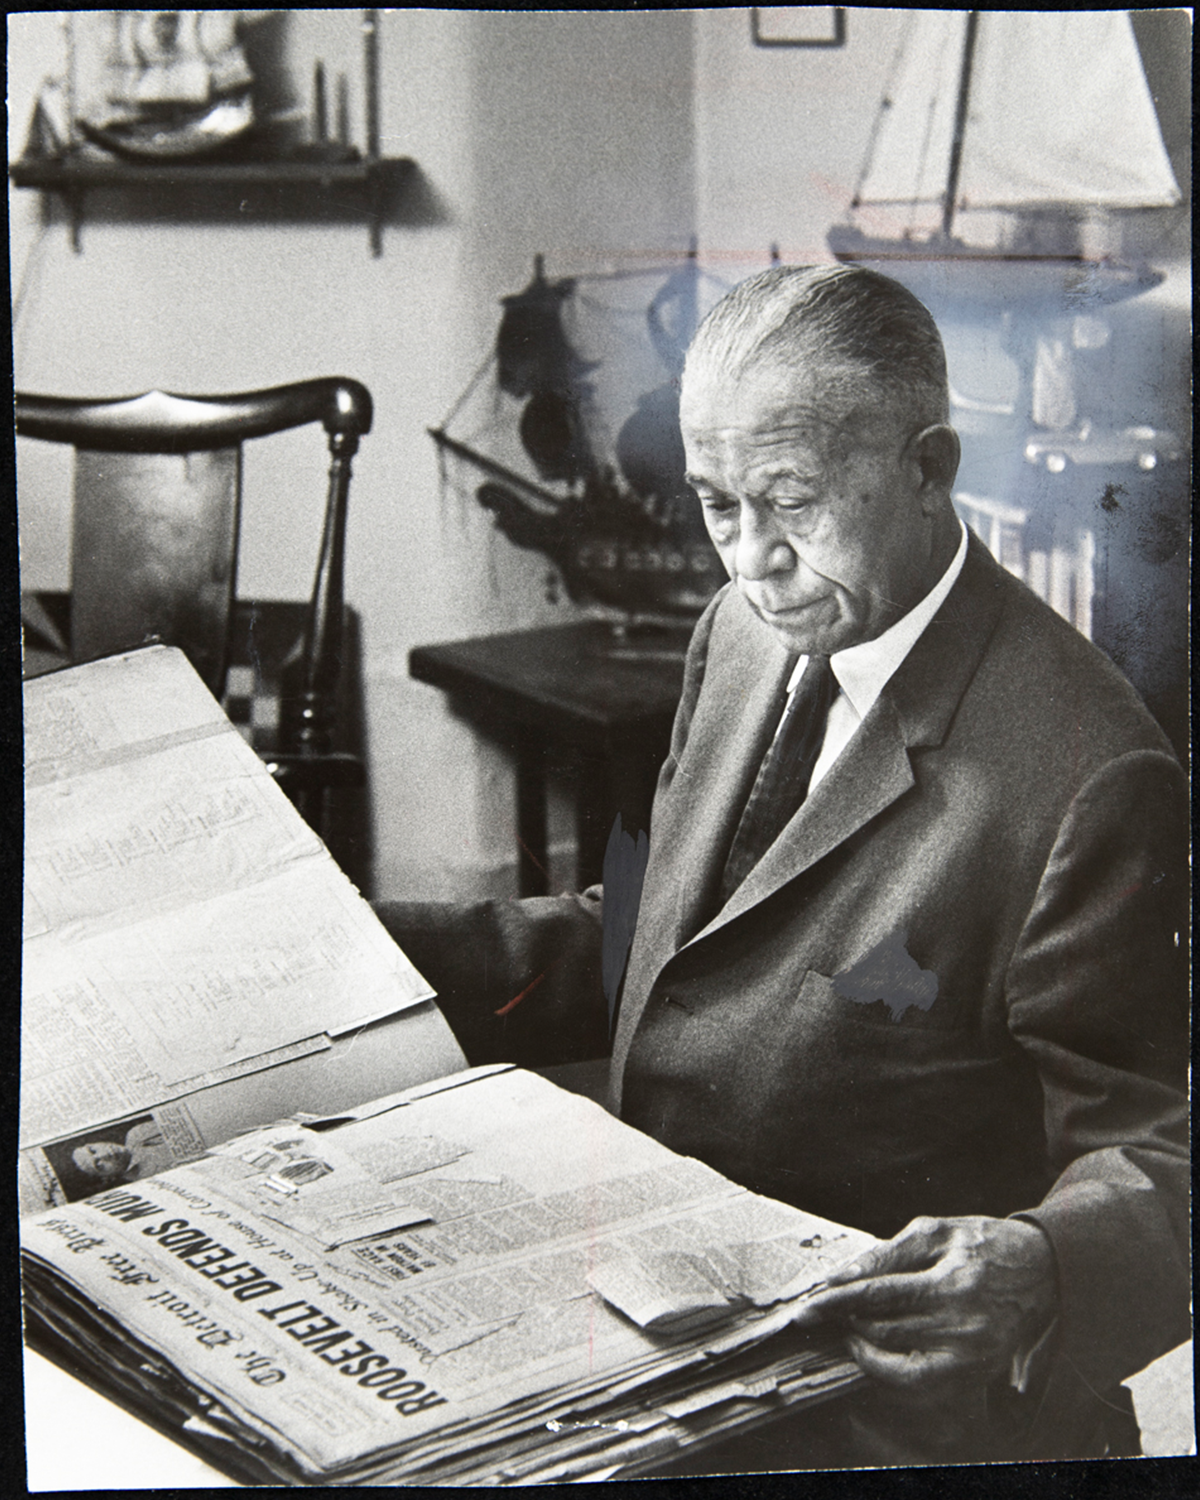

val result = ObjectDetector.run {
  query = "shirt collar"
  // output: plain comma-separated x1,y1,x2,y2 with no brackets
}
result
787,519,969,717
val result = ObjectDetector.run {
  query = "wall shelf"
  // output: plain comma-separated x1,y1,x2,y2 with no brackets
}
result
9,153,420,255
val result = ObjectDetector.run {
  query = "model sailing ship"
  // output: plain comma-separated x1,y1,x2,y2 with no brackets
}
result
20,10,263,162
828,8,1183,481
827,10,1180,312
430,251,729,619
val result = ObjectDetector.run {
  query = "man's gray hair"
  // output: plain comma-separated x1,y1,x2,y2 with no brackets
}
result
685,264,950,425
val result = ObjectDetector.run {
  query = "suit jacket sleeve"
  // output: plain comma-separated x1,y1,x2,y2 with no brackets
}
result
1005,747,1190,1399
372,591,726,1071
375,891,608,1067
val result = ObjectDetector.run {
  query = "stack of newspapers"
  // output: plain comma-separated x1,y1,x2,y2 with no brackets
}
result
23,1066,872,1484
21,648,872,1483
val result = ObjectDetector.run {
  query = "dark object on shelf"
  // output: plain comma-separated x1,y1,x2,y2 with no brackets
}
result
16,378,372,849
411,622,691,896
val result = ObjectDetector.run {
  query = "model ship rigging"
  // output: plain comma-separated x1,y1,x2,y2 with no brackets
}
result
429,251,729,618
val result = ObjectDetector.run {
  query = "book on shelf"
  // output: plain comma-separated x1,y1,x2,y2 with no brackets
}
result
21,646,873,1485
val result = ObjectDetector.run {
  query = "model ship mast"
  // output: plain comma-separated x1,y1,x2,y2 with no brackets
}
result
939,9,978,242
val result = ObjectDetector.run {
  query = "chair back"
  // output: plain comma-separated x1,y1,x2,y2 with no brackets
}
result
71,446,240,694
16,378,372,749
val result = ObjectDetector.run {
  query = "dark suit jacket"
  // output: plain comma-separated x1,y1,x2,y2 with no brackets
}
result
380,534,1189,1461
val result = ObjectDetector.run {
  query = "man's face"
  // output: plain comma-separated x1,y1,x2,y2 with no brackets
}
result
72,1141,132,1180
681,352,942,656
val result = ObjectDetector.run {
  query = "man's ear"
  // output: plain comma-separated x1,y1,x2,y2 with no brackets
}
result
911,424,961,504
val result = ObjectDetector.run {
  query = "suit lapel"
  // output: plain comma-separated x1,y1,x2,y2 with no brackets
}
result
611,536,1008,1110
648,600,794,950
695,694,913,937
677,533,1008,947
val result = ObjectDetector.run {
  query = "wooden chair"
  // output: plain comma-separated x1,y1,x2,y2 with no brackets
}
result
16,377,372,841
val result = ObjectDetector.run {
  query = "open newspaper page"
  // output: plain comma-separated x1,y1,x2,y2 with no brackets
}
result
22,1067,875,1484
20,647,465,1215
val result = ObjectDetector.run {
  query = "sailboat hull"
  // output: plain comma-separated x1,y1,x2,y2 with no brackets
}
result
827,227,1163,311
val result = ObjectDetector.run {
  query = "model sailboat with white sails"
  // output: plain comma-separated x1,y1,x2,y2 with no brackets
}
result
827,10,1181,308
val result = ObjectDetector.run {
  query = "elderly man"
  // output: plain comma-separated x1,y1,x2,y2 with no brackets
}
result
381,265,1188,1467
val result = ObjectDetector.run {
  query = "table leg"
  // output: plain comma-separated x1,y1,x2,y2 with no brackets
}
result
574,750,612,894
515,732,549,897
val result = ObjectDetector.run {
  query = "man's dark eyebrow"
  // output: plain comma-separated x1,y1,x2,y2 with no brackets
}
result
684,464,820,498
755,462,820,483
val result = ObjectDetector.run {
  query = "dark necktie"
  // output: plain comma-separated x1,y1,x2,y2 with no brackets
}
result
719,654,837,906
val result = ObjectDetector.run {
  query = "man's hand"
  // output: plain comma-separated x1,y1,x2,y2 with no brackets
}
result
791,1216,1057,1390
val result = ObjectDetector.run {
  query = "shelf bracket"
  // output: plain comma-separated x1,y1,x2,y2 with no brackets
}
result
66,185,84,253
368,162,384,257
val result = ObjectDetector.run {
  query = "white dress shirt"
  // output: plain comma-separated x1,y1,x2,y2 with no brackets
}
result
786,520,970,790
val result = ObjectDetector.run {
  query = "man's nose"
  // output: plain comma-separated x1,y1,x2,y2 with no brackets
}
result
734,504,793,581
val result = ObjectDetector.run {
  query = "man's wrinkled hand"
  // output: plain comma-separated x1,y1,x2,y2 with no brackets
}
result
791,1216,1057,1389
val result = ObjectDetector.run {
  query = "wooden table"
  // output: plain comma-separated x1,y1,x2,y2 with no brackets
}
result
410,621,692,895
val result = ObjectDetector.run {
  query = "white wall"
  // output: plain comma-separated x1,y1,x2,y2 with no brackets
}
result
693,7,908,278
11,10,696,902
